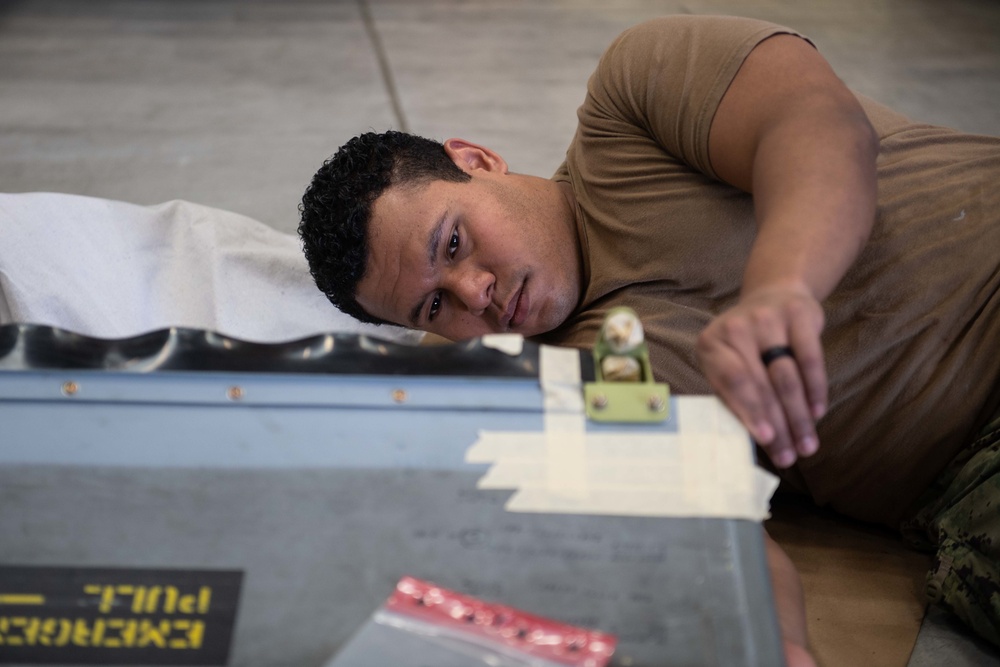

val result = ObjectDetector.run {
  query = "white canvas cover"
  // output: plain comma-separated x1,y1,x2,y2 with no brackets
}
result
0,192,422,344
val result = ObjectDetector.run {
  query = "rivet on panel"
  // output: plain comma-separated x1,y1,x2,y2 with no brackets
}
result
61,381,79,397
392,389,407,404
227,386,245,401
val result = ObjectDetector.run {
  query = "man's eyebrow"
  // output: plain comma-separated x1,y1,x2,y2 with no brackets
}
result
408,209,449,327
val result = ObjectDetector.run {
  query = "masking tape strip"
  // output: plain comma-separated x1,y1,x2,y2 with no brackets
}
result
481,334,525,356
465,389,778,520
539,345,588,500
502,466,778,520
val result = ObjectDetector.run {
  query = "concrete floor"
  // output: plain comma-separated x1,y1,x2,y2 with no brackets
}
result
2,0,999,235
2,0,1000,665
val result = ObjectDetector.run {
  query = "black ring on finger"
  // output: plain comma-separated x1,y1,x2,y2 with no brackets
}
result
760,345,795,367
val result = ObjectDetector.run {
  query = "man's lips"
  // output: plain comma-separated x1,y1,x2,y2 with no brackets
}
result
501,281,529,330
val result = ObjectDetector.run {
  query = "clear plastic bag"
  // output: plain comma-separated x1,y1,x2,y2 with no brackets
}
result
326,576,617,667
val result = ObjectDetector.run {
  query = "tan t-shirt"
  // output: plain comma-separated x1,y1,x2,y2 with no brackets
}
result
543,15,1000,527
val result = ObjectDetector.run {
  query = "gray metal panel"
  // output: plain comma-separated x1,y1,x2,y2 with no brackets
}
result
1,467,779,667
0,350,783,667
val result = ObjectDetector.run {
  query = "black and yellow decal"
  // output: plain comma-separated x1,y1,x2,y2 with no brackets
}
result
0,566,242,665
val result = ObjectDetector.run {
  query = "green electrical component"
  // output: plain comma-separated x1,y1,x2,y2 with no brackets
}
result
584,307,670,423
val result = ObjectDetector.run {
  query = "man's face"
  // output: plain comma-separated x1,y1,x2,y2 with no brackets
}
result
356,141,582,341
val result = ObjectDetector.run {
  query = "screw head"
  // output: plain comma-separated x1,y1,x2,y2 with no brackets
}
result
591,394,608,410
648,394,665,412
61,381,79,397
391,389,407,403
226,386,245,401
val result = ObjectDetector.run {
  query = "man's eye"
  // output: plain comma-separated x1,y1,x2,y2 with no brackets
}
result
428,293,442,321
448,229,459,257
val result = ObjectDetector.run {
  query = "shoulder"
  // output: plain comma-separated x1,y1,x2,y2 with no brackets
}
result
581,16,812,172
600,15,811,67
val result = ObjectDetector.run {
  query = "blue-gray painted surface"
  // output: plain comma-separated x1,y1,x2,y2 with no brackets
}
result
0,365,781,667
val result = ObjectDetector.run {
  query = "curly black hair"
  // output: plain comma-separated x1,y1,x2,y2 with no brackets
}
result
298,131,471,325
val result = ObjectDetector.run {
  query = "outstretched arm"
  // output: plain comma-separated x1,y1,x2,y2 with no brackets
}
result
698,34,878,469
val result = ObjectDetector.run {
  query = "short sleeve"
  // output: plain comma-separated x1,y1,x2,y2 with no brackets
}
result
582,16,811,178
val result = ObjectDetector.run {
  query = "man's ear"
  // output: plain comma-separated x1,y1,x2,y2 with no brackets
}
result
443,138,509,175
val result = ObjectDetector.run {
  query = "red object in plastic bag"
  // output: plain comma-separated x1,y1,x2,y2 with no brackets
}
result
327,576,617,667
390,576,617,666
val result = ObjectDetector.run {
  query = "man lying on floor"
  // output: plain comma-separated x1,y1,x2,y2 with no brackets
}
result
297,15,1000,666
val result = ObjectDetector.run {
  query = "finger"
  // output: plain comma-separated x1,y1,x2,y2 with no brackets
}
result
753,353,799,467
697,323,772,440
708,362,796,468
736,310,801,465
698,329,797,468
765,353,818,458
759,304,823,459
788,319,828,420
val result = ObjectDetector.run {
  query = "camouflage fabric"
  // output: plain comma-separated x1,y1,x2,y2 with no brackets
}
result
901,413,1000,646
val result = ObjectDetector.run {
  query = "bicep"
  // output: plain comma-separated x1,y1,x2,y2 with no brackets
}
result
708,34,868,192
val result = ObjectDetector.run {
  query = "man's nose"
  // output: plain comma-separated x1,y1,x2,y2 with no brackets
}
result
450,266,494,316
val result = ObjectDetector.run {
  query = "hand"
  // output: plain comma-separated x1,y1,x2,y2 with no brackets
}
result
696,285,827,468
